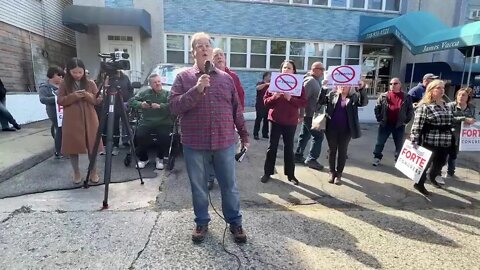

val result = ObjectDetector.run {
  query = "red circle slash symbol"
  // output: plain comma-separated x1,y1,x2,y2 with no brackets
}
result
332,66,355,83
274,74,298,92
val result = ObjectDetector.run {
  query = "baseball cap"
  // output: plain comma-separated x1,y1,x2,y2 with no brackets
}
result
423,73,439,80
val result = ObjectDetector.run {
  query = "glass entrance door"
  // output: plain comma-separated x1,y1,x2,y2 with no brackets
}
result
361,56,393,96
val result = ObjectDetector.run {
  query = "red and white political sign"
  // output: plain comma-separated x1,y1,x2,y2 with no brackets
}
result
459,121,480,151
268,72,304,97
395,140,432,183
54,95,63,127
325,65,361,87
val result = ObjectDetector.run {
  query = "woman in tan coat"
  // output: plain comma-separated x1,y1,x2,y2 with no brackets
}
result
58,58,103,184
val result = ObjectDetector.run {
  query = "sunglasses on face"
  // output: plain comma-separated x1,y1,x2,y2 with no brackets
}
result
390,82,399,85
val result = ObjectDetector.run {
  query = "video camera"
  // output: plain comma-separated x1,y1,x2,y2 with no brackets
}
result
98,52,131,75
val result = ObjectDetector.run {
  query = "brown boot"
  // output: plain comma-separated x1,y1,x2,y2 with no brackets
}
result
192,224,208,243
230,224,247,243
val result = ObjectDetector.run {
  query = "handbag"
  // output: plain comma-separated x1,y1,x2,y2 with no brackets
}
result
311,112,328,132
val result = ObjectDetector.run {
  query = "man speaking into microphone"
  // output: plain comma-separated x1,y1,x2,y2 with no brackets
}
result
169,32,249,244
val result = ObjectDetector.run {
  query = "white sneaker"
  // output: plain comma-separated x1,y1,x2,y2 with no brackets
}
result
136,160,149,169
372,158,381,166
435,175,446,185
112,147,119,156
155,158,164,170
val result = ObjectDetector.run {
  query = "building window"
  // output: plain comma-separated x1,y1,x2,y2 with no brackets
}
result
345,45,361,65
312,0,328,5
306,42,324,68
385,0,401,11
326,44,342,68
230,38,247,68
272,0,289,3
470,9,480,20
292,0,308,4
166,34,185,64
212,37,227,51
251,39,267,68
108,35,133,41
350,0,365,8
289,41,306,70
270,40,287,69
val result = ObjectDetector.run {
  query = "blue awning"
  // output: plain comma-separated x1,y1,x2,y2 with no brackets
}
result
62,5,152,37
360,12,480,55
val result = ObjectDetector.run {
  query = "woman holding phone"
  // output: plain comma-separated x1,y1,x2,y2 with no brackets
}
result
58,58,103,184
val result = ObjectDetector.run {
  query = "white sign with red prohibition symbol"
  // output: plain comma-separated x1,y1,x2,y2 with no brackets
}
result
459,121,480,151
325,65,361,87
268,72,304,97
395,140,432,183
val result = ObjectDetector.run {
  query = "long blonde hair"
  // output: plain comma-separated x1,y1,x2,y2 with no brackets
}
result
418,79,444,105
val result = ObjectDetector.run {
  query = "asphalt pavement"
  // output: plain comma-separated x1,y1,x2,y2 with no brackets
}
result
0,116,479,269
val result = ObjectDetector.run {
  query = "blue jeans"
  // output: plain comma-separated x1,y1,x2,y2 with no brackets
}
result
295,116,324,161
373,124,405,160
183,144,242,226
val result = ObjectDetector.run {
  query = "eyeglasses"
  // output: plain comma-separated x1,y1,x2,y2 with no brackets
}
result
390,82,399,85
313,67,325,71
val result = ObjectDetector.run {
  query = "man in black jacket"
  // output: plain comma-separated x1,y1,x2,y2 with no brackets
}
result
0,78,21,131
372,78,413,166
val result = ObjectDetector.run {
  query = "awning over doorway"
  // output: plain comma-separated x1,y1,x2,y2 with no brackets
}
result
62,5,152,37
359,12,480,55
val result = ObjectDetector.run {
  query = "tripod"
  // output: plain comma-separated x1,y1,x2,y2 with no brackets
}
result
85,73,144,209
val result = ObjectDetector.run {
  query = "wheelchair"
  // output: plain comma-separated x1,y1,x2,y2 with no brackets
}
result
123,107,181,171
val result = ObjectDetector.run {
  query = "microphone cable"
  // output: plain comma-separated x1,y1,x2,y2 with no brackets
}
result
208,190,242,270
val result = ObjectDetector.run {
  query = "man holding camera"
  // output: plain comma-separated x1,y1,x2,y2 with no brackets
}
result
129,74,173,170
169,32,249,244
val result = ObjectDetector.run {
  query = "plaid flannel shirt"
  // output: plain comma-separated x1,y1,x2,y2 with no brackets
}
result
410,102,453,147
168,65,248,151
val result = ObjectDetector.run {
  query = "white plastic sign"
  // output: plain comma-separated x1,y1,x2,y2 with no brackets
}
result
55,95,63,127
395,140,432,183
325,65,361,87
459,121,480,151
268,72,304,97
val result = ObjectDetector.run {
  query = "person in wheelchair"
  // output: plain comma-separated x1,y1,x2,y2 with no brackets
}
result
128,74,173,170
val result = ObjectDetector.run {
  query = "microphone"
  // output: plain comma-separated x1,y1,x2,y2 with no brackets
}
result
204,60,212,74
202,60,212,96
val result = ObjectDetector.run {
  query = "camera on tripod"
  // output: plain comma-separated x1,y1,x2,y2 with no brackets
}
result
98,52,131,76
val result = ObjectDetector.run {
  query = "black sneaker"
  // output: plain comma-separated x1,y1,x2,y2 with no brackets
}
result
192,224,208,243
305,160,324,171
254,135,259,140
294,155,306,164
288,176,299,185
230,224,247,243
430,178,442,188
262,134,269,139
414,184,430,196
13,123,21,130
447,171,455,177
2,127,16,131
260,174,271,183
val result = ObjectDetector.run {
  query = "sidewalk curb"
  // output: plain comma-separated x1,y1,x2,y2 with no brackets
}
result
0,147,54,184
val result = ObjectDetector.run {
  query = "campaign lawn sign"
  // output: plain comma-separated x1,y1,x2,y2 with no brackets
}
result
325,65,361,87
268,72,304,97
54,95,63,127
459,121,480,151
395,140,432,183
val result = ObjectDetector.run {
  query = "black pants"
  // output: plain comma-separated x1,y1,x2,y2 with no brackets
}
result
325,128,351,176
264,121,296,177
417,144,449,186
134,126,171,162
253,106,269,137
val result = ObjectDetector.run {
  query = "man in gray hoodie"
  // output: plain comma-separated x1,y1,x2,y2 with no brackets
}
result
38,66,64,158
294,62,326,170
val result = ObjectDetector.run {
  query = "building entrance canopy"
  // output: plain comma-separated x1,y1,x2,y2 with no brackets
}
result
359,11,480,56
62,5,152,37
